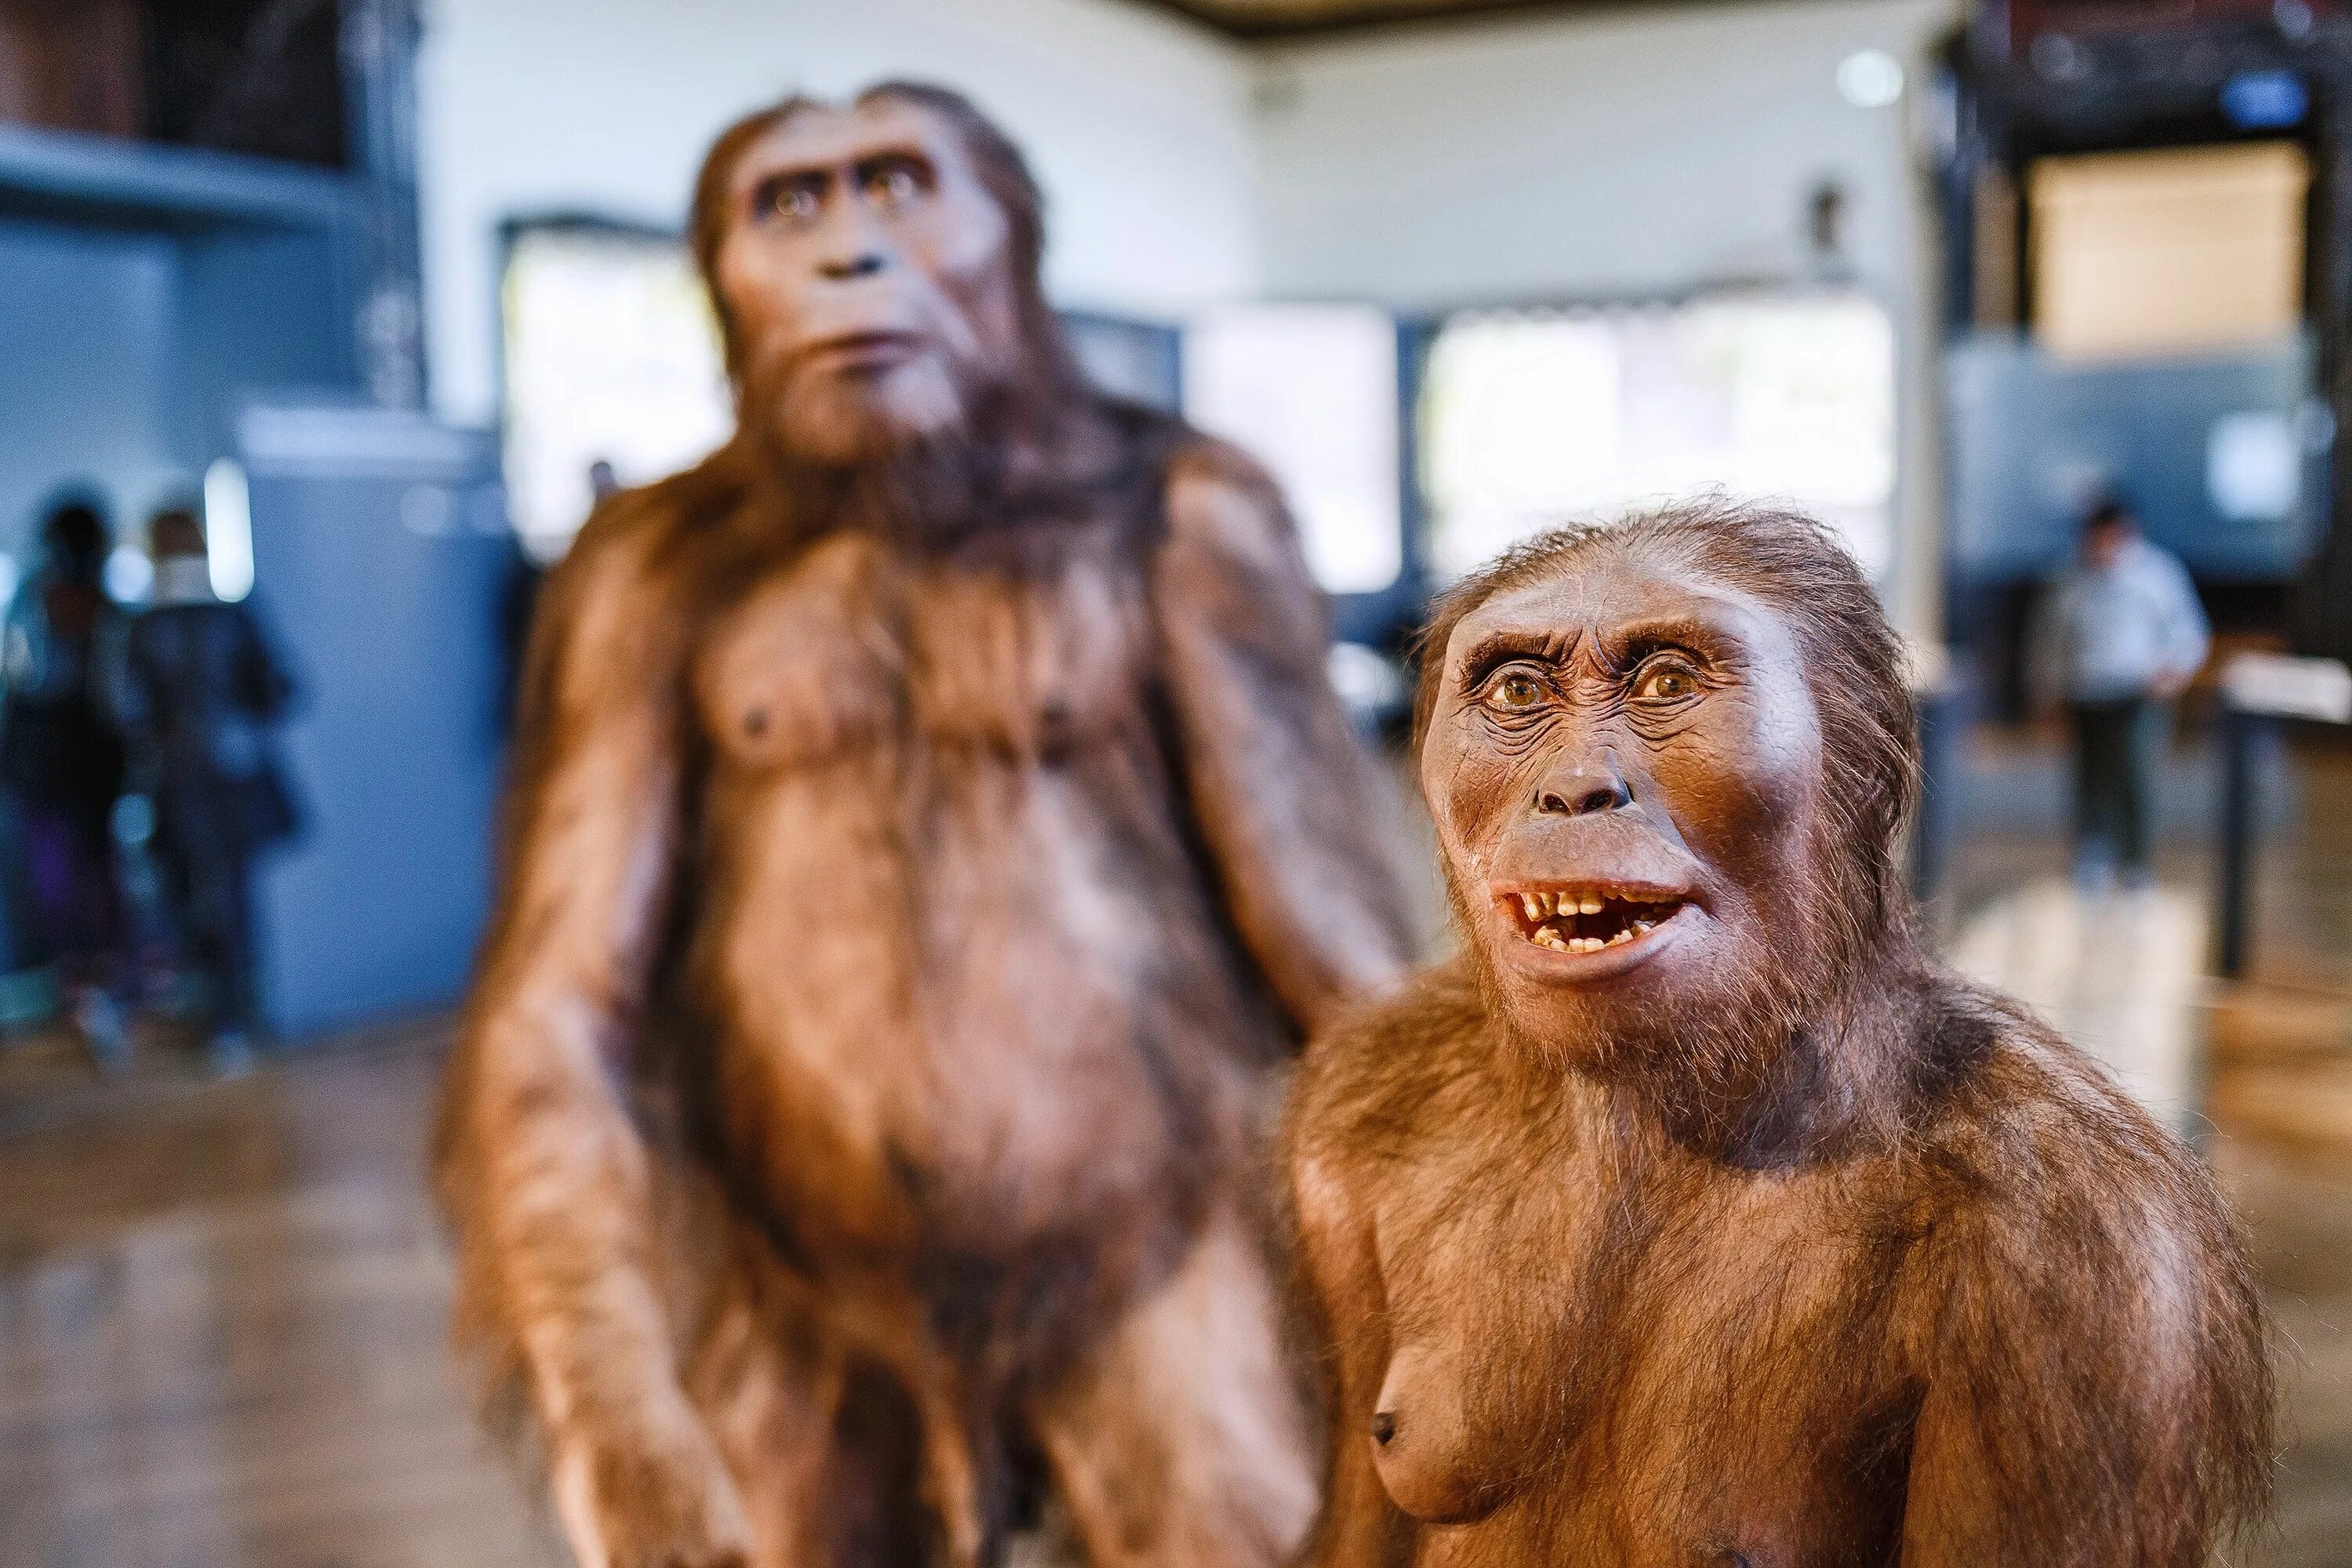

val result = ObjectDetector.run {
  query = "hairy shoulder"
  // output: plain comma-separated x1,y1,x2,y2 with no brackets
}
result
555,452,746,608
1159,433,1308,586
1905,975,2260,1355
1916,980,2206,1214
521,450,750,725
1287,959,1494,1171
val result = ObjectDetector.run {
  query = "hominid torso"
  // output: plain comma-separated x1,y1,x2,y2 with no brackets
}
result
675,484,1276,1337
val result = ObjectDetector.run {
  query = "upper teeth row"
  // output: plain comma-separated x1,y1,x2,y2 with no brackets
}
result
1517,890,1664,920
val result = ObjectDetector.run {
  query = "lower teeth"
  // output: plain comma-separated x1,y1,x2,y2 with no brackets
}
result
1530,916,1658,953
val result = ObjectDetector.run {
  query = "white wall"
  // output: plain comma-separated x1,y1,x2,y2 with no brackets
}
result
1251,0,1958,637
1253,0,1949,307
416,0,1258,428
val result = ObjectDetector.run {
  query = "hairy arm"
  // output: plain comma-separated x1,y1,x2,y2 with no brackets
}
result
434,495,750,1566
1899,1069,2272,1565
1290,1137,1414,1568
1153,441,1419,1036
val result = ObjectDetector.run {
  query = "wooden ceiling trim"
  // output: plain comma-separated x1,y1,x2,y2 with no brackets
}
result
1121,0,1678,42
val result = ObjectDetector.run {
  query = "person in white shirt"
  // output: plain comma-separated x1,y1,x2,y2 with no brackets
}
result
2028,495,2210,889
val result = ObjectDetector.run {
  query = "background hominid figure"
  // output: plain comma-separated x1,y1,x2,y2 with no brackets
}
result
435,81,1416,1568
1288,502,2270,1568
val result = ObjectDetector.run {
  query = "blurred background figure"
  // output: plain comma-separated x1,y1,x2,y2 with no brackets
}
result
0,495,129,1069
2030,494,2211,891
121,506,297,1070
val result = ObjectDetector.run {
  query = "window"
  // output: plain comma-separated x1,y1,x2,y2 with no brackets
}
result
1418,292,1897,584
499,224,732,561
1183,303,1403,597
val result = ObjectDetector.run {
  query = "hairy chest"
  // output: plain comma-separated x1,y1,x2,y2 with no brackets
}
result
690,524,1158,777
672,521,1262,1264
1366,1131,1922,1563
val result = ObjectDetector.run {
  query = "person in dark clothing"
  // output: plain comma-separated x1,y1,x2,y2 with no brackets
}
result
122,507,299,1063
1,495,132,1068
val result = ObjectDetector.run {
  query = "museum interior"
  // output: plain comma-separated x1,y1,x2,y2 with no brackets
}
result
2,0,2350,1563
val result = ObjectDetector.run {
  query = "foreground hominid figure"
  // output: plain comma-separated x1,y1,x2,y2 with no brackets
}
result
1288,502,2270,1568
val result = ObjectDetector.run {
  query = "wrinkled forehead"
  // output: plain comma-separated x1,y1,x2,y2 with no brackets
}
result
1441,550,1799,677
728,96,971,195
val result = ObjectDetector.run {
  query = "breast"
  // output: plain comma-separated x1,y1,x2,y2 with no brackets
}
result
1364,1129,1610,1528
692,527,1154,779
693,532,905,774
1373,1338,1505,1523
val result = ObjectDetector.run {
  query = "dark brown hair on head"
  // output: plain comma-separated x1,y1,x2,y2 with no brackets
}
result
149,506,205,561
1411,496,1920,935
688,80,1062,380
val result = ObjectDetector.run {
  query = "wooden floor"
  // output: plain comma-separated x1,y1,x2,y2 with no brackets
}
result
2,734,2350,1566
0,1027,568,1567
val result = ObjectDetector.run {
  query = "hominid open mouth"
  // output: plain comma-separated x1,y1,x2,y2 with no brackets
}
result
1505,887,1690,955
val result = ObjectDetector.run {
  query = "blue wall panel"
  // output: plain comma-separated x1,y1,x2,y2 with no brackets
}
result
169,223,358,465
1947,332,2325,583
239,411,511,1038
0,217,183,554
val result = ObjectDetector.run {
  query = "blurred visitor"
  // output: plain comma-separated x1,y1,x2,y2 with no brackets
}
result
122,506,300,1067
0,495,132,1066
2029,495,2210,891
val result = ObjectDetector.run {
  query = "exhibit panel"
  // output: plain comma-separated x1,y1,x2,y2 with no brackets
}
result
234,404,514,1037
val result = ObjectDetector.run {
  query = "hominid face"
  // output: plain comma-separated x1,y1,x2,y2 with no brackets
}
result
713,96,1025,468
1419,546,1832,1062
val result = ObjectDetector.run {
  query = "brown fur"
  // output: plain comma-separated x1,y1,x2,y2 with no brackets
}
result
435,83,1414,1568
1290,503,2271,1567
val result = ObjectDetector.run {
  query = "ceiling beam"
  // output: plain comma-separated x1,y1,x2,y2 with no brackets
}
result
1119,0,1761,43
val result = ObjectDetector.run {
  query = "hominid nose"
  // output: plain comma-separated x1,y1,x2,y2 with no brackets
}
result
820,251,885,281
1537,769,1632,817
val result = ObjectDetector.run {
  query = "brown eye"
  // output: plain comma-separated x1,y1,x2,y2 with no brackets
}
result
1492,672,1544,710
866,161,923,209
1632,662,1700,703
759,177,823,225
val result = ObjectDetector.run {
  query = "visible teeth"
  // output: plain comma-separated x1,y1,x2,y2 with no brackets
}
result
1605,927,1632,946
1521,893,1542,921
1634,918,1654,933
1532,926,1569,950
1579,895,1603,915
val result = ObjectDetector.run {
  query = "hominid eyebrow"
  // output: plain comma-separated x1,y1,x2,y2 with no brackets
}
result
1456,628,1577,692
1601,615,1741,670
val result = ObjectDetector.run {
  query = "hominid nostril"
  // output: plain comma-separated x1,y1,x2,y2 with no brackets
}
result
1538,783,1629,815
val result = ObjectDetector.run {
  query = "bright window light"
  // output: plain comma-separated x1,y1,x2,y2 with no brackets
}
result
1838,49,1905,109
502,227,732,562
1420,292,1898,583
205,457,256,601
1183,303,1402,596
104,546,153,604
